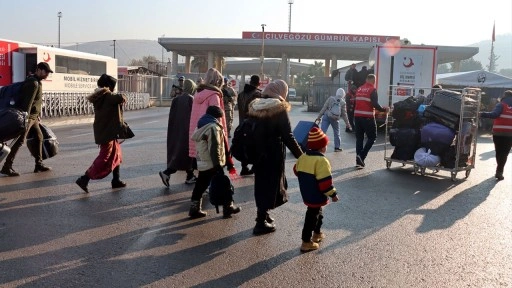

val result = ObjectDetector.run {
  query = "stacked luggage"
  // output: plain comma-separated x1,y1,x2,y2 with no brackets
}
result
388,89,479,170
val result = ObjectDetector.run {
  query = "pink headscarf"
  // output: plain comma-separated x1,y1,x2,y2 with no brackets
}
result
262,79,288,101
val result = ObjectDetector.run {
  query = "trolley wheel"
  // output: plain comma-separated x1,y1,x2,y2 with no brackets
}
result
386,161,391,169
465,170,471,179
451,172,457,181
420,167,426,176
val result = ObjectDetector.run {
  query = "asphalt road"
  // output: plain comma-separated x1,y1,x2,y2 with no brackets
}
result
0,103,510,287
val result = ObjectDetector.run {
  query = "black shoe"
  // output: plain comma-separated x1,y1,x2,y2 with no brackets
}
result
1,166,20,177
189,200,207,218
345,128,353,133
240,167,254,176
334,148,343,152
76,176,89,193
111,179,127,189
253,220,276,235
223,203,241,219
34,164,51,173
495,172,504,181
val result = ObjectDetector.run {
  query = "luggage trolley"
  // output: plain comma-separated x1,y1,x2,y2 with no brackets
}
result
384,87,482,181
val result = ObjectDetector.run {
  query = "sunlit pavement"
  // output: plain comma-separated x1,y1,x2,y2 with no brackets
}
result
0,102,510,287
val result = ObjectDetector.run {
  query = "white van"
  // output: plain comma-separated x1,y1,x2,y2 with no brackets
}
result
288,88,297,99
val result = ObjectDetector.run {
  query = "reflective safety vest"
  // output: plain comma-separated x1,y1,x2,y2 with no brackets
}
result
493,103,512,136
354,83,376,118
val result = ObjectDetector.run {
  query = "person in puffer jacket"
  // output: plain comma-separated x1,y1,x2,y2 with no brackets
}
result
316,88,352,152
189,106,240,218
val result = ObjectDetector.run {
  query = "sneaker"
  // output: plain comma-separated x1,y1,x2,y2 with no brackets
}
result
159,171,170,187
185,175,197,184
345,128,353,133
356,155,365,169
1,166,20,177
312,232,325,243
334,148,343,152
300,241,319,253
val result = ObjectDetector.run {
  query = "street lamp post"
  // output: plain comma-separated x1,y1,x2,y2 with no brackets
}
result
287,0,294,85
260,24,266,78
288,0,293,32
113,40,116,58
161,34,165,74
57,12,62,48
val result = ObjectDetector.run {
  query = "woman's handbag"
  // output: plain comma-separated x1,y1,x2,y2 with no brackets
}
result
118,122,135,139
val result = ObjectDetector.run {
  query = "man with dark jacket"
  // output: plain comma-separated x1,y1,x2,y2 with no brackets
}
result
236,75,261,176
1,62,53,176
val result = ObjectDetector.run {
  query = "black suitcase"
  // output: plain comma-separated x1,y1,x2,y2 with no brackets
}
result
431,89,478,117
423,105,460,131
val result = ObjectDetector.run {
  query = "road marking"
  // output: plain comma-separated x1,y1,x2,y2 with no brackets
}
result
144,121,159,125
68,133,93,138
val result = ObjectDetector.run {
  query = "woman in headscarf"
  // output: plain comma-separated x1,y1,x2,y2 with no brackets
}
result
247,79,303,235
187,68,237,215
75,74,128,193
159,79,198,187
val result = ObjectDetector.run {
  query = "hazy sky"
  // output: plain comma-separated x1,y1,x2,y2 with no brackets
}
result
1,0,511,47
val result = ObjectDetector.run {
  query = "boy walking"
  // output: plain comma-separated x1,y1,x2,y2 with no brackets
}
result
293,127,339,252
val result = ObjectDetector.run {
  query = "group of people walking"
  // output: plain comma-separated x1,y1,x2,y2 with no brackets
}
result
2,63,510,253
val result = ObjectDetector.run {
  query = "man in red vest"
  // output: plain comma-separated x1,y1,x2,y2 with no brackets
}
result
353,74,389,169
480,90,512,180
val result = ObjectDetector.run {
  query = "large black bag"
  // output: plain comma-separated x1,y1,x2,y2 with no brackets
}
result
0,81,25,109
230,117,264,164
209,172,234,214
423,105,460,131
392,96,422,129
26,123,59,160
0,108,27,142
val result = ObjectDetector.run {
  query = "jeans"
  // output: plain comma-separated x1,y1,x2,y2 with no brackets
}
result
321,114,341,149
354,117,377,160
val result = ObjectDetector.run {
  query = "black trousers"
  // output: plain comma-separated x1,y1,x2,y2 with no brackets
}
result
301,207,323,242
191,168,217,201
493,135,512,173
355,117,377,160
3,119,43,167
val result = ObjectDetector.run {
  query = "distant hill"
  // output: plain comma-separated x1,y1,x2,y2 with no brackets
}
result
63,39,167,66
64,35,512,70
470,33,512,71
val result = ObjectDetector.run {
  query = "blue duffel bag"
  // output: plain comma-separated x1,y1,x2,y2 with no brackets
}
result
420,122,455,156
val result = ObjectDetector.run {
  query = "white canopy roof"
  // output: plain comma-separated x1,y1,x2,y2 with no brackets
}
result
436,70,512,88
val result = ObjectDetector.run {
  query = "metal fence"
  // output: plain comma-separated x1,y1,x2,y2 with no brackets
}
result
307,82,348,112
41,91,150,118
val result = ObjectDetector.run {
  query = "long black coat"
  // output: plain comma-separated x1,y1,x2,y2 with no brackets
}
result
248,98,303,211
166,93,194,170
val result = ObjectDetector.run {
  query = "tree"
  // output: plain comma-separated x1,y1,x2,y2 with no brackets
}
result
437,63,451,73
128,55,158,67
450,57,483,72
191,56,208,73
487,51,500,73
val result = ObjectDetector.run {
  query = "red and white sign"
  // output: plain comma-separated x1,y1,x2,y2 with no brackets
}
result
242,32,399,44
0,40,19,86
